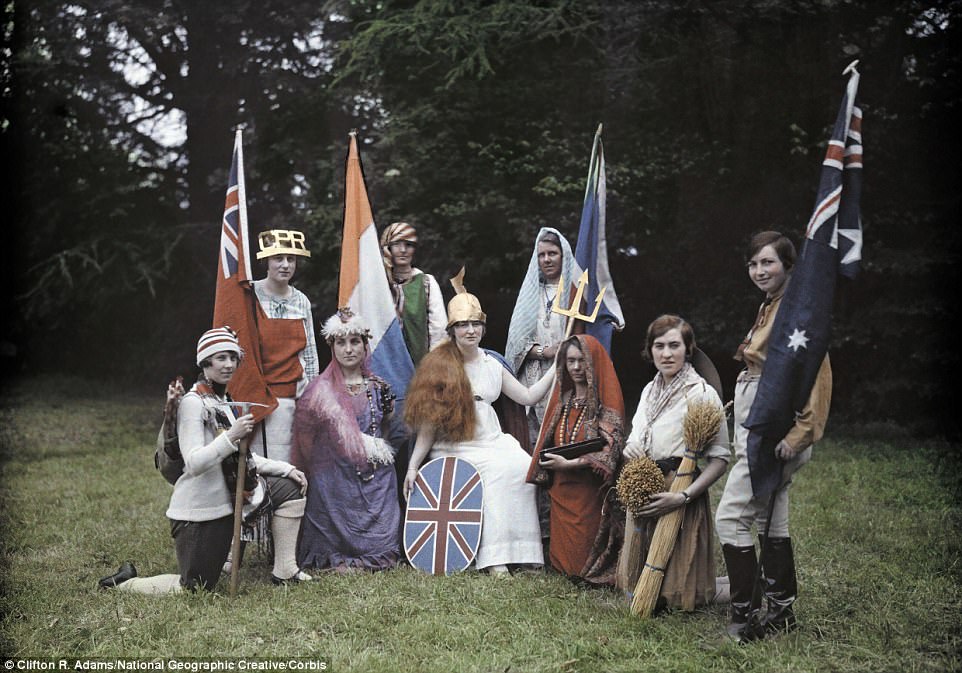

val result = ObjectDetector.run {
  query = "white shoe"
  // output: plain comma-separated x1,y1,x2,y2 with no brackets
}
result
271,569,313,585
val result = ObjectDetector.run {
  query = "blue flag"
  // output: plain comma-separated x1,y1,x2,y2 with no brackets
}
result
574,124,624,353
744,65,863,499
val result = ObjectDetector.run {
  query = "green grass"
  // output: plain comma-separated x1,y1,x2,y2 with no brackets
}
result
1,376,960,672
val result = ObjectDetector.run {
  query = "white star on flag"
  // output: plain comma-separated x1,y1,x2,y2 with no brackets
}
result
838,225,863,265
787,328,810,352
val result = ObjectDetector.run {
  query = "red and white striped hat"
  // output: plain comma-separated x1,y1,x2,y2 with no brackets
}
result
196,326,243,366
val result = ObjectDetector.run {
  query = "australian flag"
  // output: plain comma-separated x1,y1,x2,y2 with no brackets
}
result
574,124,625,353
744,64,863,498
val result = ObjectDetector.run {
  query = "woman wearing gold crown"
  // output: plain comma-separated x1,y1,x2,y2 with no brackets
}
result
249,229,319,464
293,309,402,573
403,277,554,574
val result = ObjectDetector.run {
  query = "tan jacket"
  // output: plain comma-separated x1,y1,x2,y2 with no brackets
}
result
739,292,833,450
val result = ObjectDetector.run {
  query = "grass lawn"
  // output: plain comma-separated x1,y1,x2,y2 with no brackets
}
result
1,376,959,672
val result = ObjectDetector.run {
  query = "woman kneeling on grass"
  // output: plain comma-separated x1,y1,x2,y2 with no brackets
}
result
98,327,310,593
526,334,626,585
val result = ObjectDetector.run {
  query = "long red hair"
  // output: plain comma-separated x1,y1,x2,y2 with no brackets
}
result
404,340,477,442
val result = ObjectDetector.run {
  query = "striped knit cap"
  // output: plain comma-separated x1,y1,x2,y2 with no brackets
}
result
380,222,418,270
196,326,243,366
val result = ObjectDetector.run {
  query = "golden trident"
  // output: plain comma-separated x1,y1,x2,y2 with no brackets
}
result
531,270,607,464
552,269,607,330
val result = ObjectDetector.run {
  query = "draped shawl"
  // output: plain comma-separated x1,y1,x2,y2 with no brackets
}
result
504,227,579,374
292,348,394,475
526,334,626,485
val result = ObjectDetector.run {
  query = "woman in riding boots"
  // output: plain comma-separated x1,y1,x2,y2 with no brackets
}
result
715,231,832,640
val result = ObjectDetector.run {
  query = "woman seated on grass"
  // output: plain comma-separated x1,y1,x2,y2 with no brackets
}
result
293,309,402,573
98,327,309,592
403,287,554,575
527,334,626,585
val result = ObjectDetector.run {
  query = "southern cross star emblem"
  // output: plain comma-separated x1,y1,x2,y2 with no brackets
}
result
787,328,810,352
838,226,863,266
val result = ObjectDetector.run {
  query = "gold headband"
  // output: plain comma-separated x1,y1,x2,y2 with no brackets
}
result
256,229,311,260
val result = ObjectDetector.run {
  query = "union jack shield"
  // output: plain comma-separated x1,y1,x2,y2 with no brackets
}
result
404,456,484,576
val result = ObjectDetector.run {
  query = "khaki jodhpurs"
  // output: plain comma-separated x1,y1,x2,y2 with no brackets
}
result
715,372,811,547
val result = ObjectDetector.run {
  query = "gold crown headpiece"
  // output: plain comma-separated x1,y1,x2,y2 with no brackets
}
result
256,229,311,260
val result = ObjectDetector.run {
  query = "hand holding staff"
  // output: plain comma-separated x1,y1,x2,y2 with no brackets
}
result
224,403,260,597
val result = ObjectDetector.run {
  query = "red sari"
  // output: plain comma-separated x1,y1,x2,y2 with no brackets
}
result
527,335,626,584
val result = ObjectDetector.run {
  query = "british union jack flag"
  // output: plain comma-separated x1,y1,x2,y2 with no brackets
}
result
404,456,484,576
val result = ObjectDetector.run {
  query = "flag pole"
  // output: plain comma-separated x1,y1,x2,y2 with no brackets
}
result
228,438,249,597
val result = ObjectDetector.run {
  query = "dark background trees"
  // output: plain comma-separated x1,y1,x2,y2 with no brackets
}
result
3,0,959,435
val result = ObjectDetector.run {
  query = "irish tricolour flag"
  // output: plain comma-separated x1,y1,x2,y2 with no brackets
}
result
338,133,415,403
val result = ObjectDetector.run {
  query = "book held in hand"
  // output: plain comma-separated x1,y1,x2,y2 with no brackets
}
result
541,437,604,460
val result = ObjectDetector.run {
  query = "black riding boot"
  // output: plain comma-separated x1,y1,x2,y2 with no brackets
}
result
759,536,798,634
722,544,764,643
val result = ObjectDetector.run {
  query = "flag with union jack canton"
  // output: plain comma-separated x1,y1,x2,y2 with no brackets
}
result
743,65,863,498
574,124,625,354
212,130,277,422
404,456,484,575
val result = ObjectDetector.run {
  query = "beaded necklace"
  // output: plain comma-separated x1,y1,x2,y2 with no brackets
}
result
560,395,588,444
346,377,379,436
363,379,378,435
347,376,380,482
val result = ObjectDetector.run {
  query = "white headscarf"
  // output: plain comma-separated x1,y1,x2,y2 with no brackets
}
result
504,227,579,373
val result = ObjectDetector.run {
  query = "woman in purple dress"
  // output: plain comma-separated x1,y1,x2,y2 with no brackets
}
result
293,309,401,572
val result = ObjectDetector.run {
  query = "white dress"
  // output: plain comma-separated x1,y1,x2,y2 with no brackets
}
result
431,354,544,569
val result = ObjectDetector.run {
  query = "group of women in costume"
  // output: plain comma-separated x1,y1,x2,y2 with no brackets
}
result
99,223,830,642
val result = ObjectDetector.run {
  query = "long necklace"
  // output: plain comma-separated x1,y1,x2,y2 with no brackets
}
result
541,282,557,327
364,380,378,435
560,396,587,443
351,377,379,482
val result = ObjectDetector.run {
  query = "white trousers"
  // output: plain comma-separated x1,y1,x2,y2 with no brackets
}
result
250,397,296,463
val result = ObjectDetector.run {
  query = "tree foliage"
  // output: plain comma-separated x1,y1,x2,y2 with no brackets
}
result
4,0,960,432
